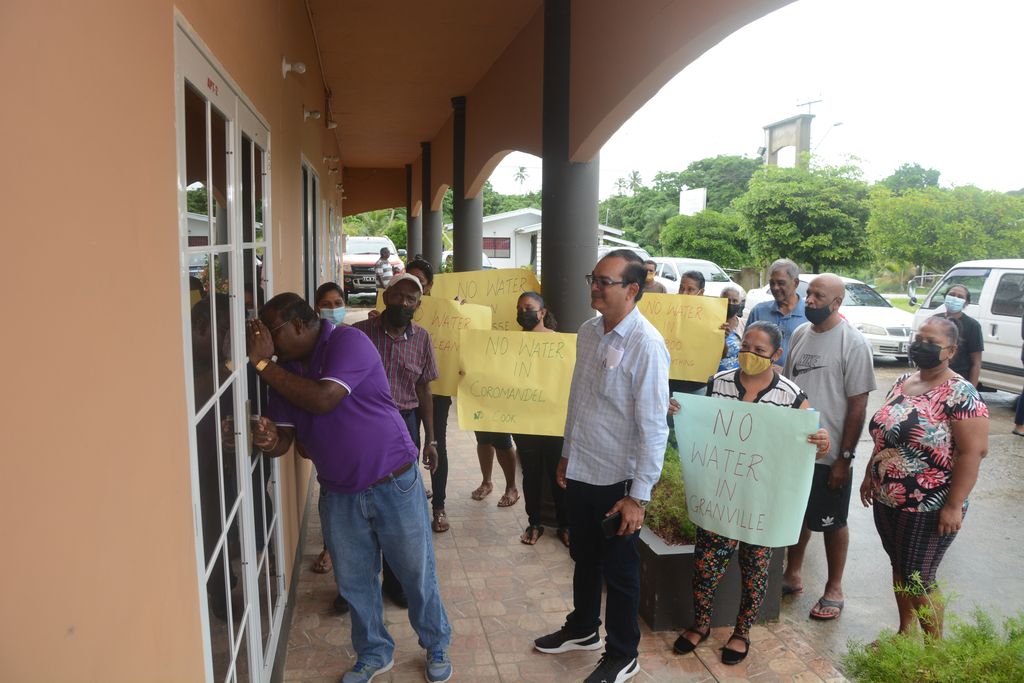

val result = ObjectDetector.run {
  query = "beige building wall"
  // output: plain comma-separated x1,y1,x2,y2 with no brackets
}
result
0,1,337,679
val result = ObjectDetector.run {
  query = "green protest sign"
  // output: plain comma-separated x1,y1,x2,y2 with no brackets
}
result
673,394,819,547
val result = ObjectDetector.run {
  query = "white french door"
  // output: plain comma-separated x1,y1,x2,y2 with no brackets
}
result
175,22,286,683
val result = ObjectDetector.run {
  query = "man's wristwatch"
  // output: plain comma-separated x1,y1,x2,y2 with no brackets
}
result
840,449,856,461
254,358,271,373
629,496,649,508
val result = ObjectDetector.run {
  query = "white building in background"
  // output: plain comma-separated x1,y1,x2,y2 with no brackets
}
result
444,207,639,273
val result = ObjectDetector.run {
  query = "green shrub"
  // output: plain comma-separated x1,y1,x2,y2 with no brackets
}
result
645,446,697,545
843,608,1024,682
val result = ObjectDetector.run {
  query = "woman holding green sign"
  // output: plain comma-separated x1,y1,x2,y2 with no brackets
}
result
673,321,831,665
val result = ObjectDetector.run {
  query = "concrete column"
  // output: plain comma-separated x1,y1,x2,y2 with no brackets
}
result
542,0,599,332
405,164,422,259
452,96,483,272
420,141,443,271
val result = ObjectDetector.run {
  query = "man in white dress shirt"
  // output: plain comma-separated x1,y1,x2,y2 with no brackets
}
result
534,249,671,683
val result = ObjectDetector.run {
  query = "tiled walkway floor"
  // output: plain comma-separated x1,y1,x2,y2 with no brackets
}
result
281,406,847,682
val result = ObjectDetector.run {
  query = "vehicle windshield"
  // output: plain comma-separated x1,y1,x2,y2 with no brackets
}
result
692,265,731,283
346,239,391,255
923,269,990,310
843,283,890,307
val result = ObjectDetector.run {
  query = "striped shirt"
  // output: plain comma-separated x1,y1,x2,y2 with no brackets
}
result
707,367,807,409
352,316,438,410
562,306,671,501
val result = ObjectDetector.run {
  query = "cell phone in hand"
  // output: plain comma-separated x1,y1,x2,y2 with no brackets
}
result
601,511,623,539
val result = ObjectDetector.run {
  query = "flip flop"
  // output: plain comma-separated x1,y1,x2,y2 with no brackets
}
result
520,525,544,545
809,596,844,620
497,488,520,507
470,482,493,501
1012,430,1024,437
556,526,570,548
311,549,332,574
782,584,804,596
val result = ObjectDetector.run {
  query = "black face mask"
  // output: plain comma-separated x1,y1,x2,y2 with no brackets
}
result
727,303,744,319
517,310,540,331
909,340,944,369
384,304,415,327
804,303,832,326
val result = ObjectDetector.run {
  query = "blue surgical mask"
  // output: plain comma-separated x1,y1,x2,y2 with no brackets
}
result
319,307,346,325
943,295,966,313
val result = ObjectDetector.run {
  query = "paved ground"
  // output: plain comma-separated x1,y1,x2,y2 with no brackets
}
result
281,306,1024,681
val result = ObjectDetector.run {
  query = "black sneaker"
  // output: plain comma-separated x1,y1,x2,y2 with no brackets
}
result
533,627,602,654
583,654,639,683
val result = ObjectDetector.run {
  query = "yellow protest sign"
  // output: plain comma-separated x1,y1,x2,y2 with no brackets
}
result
637,293,727,382
457,330,576,436
417,298,492,396
430,269,541,331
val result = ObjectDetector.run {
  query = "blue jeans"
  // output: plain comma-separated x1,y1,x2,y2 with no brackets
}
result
320,464,451,666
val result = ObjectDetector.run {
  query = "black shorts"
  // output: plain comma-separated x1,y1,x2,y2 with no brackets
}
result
474,431,513,449
804,463,852,532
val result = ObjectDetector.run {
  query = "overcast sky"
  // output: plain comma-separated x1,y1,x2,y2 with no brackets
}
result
489,0,1024,200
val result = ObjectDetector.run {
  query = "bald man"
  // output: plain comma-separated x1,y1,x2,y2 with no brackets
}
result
782,274,876,622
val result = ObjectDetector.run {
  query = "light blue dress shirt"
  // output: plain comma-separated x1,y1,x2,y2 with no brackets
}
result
562,306,671,501
747,295,807,366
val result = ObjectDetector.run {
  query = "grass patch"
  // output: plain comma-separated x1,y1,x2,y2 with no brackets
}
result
645,445,697,545
844,609,1024,682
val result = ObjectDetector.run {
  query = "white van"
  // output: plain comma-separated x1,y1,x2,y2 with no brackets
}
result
910,259,1024,393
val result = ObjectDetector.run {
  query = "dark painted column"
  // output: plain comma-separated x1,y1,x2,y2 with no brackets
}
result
420,142,443,271
542,0,599,332
452,96,483,272
405,164,422,259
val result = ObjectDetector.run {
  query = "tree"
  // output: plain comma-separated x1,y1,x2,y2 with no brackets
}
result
735,162,871,273
513,166,528,187
626,170,643,194
187,186,208,214
675,155,762,212
867,185,1024,273
880,163,941,195
660,210,748,269
613,177,628,195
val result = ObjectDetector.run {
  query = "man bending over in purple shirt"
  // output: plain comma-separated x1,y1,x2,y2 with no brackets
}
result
246,293,452,683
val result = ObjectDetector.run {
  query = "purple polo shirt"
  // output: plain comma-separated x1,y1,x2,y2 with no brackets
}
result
267,322,417,494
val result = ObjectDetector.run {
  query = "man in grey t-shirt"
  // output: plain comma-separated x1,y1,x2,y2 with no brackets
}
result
782,274,876,622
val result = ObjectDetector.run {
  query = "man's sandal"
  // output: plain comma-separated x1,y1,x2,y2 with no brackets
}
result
809,596,845,621
311,549,332,574
520,525,544,545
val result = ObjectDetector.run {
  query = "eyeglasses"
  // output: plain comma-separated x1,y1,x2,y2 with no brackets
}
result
585,274,628,289
268,318,293,336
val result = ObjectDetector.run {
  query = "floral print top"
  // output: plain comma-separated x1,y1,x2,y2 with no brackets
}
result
868,373,988,512
718,330,741,372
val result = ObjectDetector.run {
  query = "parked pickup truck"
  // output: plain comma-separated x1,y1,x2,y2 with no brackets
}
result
342,235,404,300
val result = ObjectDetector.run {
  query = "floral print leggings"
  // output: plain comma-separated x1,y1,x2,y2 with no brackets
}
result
692,527,773,636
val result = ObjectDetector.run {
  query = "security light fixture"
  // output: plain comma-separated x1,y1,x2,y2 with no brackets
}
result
304,109,321,121
326,120,338,130
282,57,307,79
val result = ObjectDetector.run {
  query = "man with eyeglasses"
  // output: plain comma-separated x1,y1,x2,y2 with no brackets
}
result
245,293,453,683
534,250,670,683
747,258,807,366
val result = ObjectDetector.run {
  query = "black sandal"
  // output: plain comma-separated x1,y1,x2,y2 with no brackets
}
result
721,632,750,665
672,627,709,654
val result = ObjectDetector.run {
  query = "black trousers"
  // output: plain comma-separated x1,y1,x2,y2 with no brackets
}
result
515,434,567,528
427,395,451,510
564,479,640,660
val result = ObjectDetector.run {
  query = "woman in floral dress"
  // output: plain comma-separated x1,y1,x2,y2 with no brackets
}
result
859,316,989,639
